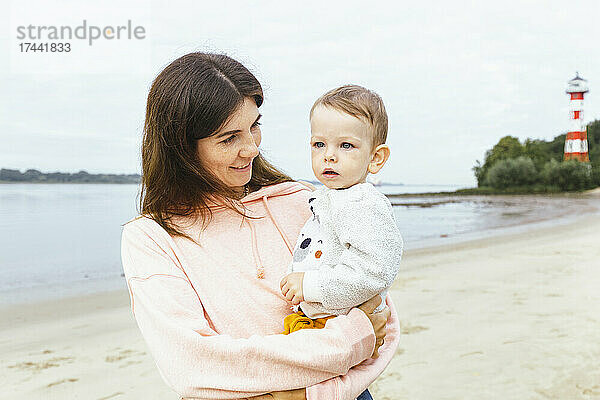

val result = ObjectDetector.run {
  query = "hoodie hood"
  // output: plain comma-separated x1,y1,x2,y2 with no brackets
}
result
206,181,308,209
209,181,310,279
130,181,312,281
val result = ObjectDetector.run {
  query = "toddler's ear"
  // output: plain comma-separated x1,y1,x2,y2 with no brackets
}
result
368,144,390,174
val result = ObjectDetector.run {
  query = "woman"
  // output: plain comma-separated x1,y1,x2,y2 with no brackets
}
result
121,52,400,400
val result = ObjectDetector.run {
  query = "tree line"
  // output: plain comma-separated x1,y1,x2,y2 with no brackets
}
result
471,119,600,192
0,168,141,184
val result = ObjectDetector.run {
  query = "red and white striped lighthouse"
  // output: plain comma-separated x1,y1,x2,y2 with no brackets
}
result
564,73,589,162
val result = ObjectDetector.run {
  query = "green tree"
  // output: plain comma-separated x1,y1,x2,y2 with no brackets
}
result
486,156,538,189
475,136,525,186
587,119,600,168
473,120,600,190
542,159,593,191
523,138,562,171
592,165,600,186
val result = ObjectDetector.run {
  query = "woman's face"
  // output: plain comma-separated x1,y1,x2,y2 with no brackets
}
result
196,97,262,193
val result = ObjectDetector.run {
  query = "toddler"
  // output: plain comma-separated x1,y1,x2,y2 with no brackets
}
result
280,85,403,334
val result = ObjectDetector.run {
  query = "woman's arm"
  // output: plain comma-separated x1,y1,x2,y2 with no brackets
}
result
306,294,401,400
256,295,399,400
121,222,376,399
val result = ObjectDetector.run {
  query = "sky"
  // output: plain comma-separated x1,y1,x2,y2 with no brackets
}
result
1,0,599,186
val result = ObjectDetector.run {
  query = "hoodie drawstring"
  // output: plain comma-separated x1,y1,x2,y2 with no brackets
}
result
262,196,293,254
245,218,265,279
244,195,294,279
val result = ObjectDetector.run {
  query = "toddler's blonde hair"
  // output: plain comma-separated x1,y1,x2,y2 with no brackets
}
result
310,84,388,150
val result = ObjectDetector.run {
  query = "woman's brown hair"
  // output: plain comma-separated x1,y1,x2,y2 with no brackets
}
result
138,52,292,239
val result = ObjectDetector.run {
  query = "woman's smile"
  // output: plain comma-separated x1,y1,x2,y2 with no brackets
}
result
230,162,252,172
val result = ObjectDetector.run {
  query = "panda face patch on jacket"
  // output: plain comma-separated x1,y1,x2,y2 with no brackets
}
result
292,233,324,264
289,195,326,273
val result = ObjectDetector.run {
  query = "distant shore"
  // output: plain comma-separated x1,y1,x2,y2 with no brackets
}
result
0,168,140,184
0,180,140,184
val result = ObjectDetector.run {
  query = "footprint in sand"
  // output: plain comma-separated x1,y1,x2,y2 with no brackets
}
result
401,323,429,335
46,378,78,387
26,349,53,356
8,356,74,373
97,392,125,400
105,349,146,367
580,385,600,396
459,351,484,358
502,339,525,345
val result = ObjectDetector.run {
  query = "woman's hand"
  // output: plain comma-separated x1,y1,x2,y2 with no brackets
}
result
251,388,306,400
357,295,390,359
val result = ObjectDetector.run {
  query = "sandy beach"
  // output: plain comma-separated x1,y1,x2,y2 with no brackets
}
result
2,209,600,399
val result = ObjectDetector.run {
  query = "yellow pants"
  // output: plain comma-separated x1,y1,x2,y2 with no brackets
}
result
282,310,335,334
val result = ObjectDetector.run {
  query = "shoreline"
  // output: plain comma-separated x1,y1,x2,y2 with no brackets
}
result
3,197,597,307
4,211,597,326
2,214,599,399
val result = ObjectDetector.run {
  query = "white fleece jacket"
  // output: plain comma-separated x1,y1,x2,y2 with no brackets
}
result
289,182,404,319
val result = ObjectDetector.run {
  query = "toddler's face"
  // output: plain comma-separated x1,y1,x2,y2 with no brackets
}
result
310,105,374,189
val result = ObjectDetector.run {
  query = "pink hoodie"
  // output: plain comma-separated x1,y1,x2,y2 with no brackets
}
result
120,181,400,400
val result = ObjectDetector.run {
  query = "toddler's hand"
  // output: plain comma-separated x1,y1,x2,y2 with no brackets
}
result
280,272,305,305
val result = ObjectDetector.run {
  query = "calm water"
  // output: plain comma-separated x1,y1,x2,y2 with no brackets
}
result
1,183,598,304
